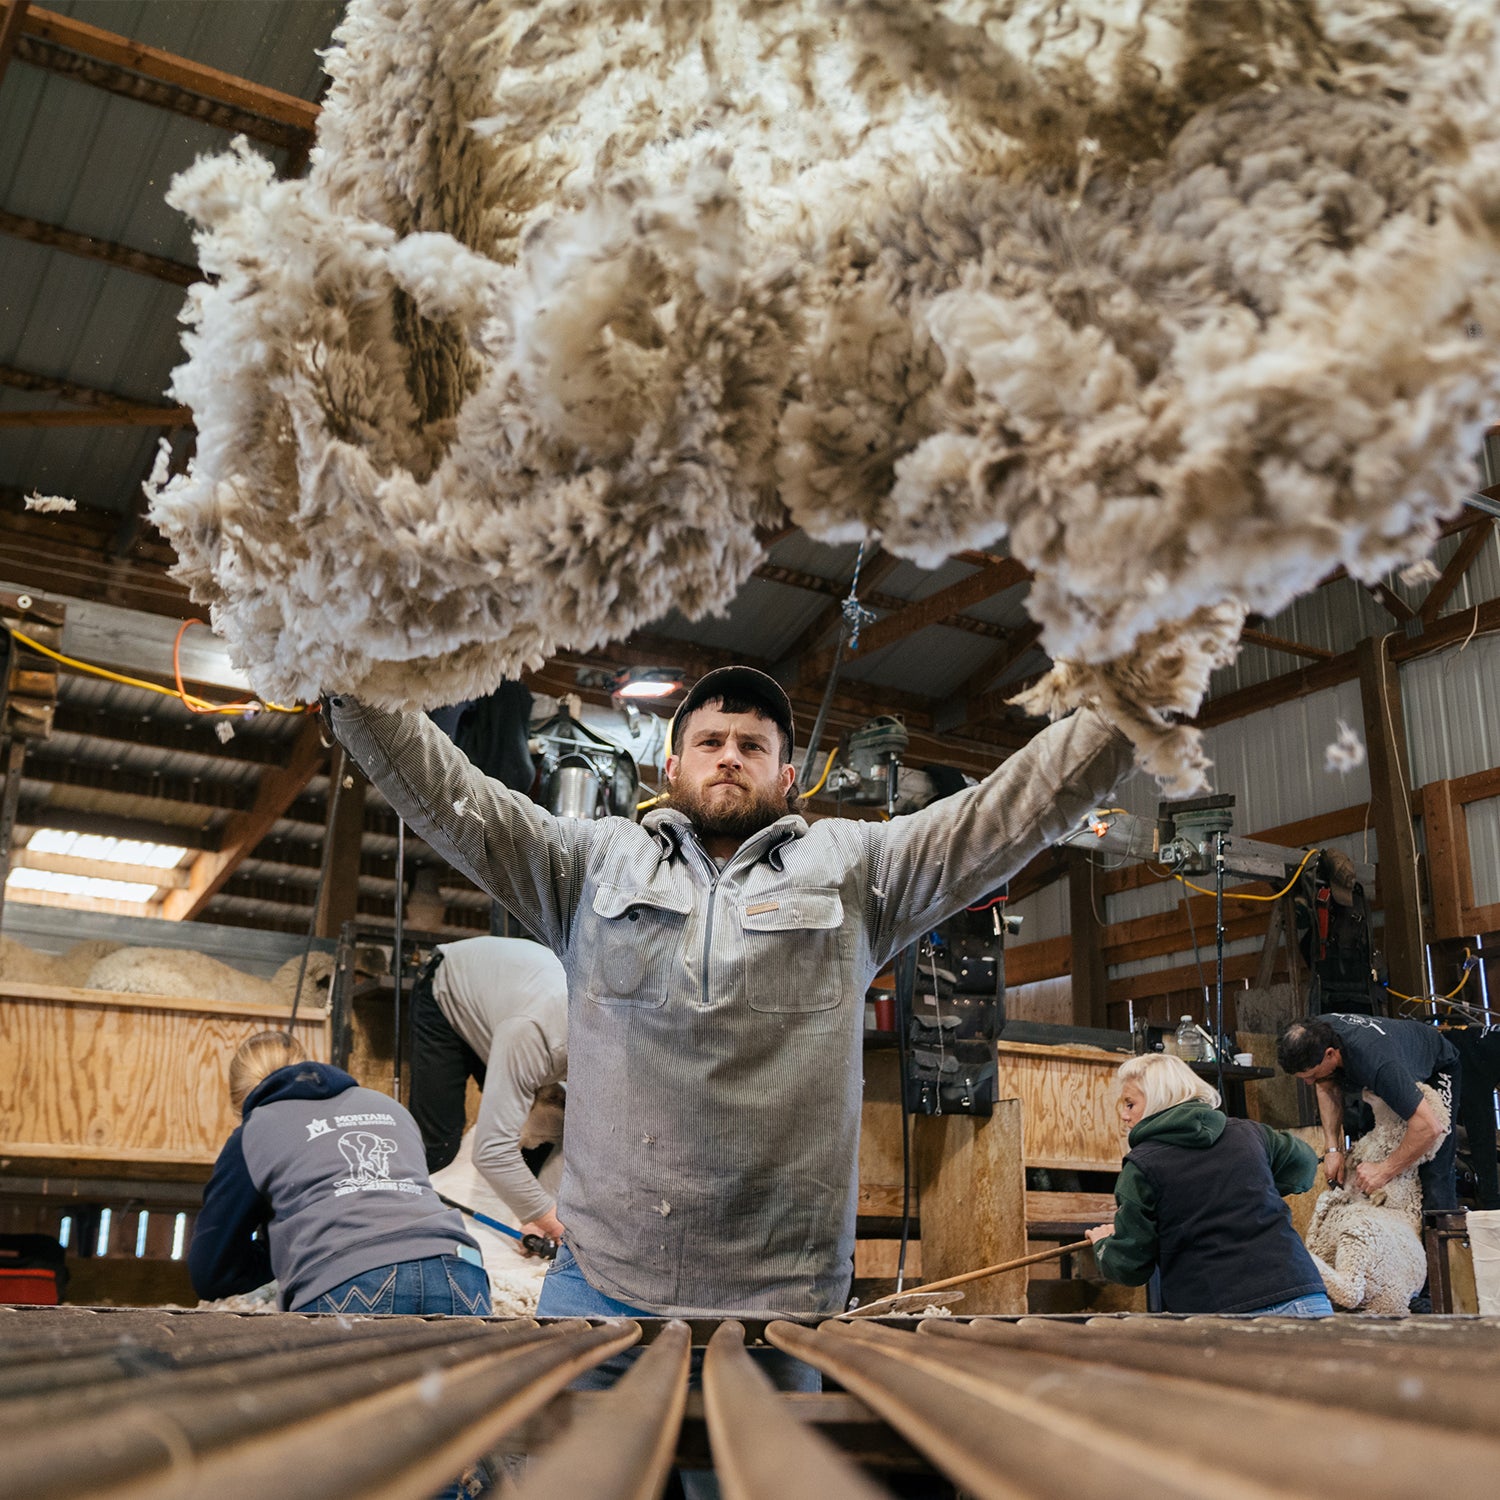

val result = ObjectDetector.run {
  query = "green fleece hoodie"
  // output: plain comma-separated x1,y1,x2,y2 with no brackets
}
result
1095,1102,1318,1287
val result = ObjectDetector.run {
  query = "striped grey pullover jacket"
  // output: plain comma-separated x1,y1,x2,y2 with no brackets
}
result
329,697,1131,1315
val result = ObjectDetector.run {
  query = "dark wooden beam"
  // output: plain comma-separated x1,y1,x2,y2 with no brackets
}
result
0,209,197,287
933,621,1046,734
20,747,251,811
14,803,219,852
1419,517,1494,625
161,714,328,921
0,0,29,91
16,5,316,151
0,362,173,411
771,547,902,663
0,403,193,429
1356,634,1423,997
1066,849,1108,1028
755,560,1010,643
799,558,1031,683
1361,579,1416,624
314,750,367,939
49,703,291,768
1239,627,1334,663
1195,650,1359,729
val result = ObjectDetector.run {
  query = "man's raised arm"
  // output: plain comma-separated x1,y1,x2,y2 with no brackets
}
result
870,706,1134,966
326,695,582,950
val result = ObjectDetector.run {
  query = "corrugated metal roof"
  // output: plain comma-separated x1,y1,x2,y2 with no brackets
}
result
1,0,340,512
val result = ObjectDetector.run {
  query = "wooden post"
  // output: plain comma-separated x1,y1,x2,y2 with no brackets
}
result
1355,635,1424,999
314,748,367,940
1067,849,1108,1028
913,1098,1027,1314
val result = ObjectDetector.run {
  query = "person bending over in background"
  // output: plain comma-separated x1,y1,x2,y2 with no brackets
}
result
1277,1013,1460,1213
1088,1053,1330,1316
190,1031,490,1317
409,934,568,1249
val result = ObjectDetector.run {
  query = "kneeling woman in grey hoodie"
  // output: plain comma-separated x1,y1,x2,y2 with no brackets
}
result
191,1031,490,1316
1087,1052,1331,1316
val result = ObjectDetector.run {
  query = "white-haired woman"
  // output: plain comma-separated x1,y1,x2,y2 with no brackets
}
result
1087,1052,1332,1315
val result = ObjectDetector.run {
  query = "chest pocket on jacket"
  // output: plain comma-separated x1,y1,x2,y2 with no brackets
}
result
580,884,688,1007
740,888,848,1014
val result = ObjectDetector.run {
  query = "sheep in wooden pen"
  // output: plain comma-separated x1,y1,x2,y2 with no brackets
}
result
1304,1083,1447,1315
147,1,1500,792
84,948,335,1010
0,937,123,987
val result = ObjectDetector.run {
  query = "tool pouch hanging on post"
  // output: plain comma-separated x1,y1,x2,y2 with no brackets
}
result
1295,850,1378,1016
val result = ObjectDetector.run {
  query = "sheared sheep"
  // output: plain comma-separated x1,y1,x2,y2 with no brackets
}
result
1304,1083,1447,1316
147,1,1500,790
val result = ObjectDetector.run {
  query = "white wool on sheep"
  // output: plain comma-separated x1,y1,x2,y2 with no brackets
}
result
428,1125,559,1317
1304,1083,1447,1315
147,0,1500,789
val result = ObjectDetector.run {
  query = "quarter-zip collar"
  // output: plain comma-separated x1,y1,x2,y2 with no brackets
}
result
643,807,808,873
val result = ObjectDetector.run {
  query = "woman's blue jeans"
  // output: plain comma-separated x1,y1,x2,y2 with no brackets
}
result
1245,1292,1334,1318
293,1254,492,1316
294,1255,493,1496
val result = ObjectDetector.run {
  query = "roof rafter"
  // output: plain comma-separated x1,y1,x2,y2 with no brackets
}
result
161,714,328,921
0,208,197,286
16,5,316,151
798,558,1032,684
1419,514,1494,624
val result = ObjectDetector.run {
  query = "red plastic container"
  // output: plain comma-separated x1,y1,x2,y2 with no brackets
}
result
0,1268,61,1305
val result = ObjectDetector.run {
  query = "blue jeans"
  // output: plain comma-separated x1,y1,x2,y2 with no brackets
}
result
1245,1292,1334,1318
293,1254,492,1316
537,1243,821,1392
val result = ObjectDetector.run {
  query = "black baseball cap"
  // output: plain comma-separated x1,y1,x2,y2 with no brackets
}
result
670,666,796,759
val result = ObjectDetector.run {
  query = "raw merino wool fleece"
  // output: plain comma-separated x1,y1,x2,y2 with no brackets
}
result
148,0,1500,790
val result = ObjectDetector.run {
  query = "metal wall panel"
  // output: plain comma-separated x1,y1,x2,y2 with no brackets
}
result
1466,798,1500,909
1400,633,1500,786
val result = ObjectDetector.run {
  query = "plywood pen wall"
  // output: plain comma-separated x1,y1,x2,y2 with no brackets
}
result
0,982,330,1177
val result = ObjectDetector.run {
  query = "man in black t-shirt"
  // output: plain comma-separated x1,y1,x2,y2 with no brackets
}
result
1278,1014,1461,1212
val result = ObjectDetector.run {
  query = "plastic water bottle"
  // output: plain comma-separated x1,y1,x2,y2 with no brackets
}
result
1175,1015,1206,1061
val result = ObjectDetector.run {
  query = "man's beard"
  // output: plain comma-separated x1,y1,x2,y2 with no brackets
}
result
668,773,791,842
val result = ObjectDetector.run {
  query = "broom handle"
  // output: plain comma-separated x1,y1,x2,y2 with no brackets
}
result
851,1238,1095,1316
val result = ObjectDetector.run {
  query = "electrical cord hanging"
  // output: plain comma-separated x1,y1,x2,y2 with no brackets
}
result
8,624,304,716
802,747,837,799
1170,844,1319,902
1387,949,1478,1008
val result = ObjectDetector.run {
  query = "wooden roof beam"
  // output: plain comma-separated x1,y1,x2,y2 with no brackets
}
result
1419,515,1494,624
16,5,317,150
0,403,192,429
161,714,328,921
771,546,902,663
0,208,197,286
756,560,1010,642
932,620,1046,734
1239,626,1335,662
0,0,29,93
797,557,1031,684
